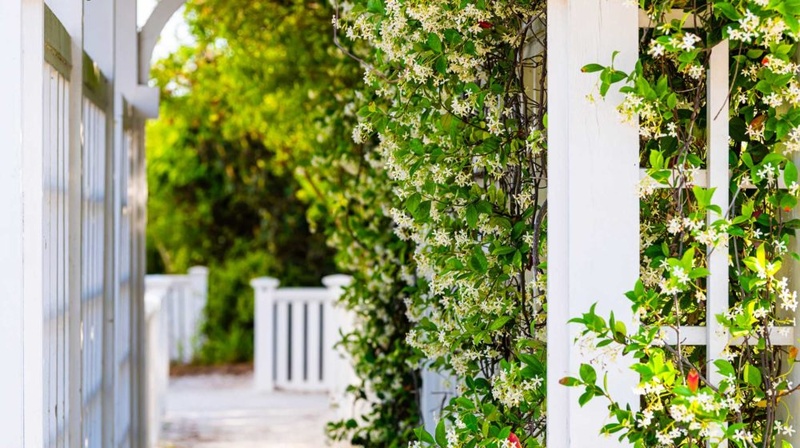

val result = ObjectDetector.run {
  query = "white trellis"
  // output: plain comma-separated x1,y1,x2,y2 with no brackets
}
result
547,5,800,447
0,1,154,446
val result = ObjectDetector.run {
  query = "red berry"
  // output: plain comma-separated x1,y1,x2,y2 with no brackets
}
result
478,21,493,29
508,432,522,448
763,57,770,66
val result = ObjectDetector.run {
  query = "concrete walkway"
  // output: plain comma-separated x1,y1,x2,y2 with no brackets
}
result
158,373,337,448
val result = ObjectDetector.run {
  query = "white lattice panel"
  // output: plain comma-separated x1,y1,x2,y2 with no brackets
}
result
43,62,70,448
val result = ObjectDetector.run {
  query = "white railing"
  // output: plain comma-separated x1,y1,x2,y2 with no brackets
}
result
142,267,207,448
251,275,355,396
145,266,209,364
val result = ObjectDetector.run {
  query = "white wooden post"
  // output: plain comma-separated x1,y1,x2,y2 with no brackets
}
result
547,1,639,446
143,285,167,448
252,277,280,392
321,275,354,404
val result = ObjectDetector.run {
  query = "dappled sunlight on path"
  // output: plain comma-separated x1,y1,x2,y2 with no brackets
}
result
158,373,337,448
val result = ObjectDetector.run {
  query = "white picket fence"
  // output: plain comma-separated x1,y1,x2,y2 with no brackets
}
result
251,275,355,394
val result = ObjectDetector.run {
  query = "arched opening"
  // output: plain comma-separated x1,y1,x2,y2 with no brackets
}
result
139,2,358,446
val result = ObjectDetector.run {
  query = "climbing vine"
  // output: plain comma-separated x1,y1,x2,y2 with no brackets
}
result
336,0,548,446
566,1,800,446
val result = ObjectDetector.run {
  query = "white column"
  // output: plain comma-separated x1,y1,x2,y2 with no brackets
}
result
0,1,43,446
252,277,280,392
547,1,639,446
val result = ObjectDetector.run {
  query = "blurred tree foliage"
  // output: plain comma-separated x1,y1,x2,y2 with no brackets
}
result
146,0,341,363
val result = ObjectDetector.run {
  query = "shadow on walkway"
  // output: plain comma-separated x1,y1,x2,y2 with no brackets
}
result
158,373,336,447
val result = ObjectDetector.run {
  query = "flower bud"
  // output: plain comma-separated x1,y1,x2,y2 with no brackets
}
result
687,368,700,393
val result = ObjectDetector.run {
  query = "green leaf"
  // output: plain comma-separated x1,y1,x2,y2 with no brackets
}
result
582,63,605,73
415,427,436,444
428,33,443,53
714,359,736,378
579,364,597,385
578,389,594,407
559,376,581,387
366,0,385,13
786,160,798,186
714,2,742,20
744,363,762,388
466,204,478,228
435,418,447,447
469,248,488,274
489,316,512,331
405,193,422,215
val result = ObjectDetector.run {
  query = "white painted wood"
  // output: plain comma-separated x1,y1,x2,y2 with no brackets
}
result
138,0,187,84
547,1,639,446
55,2,85,447
706,40,730,391
22,1,46,445
420,366,459,436
321,275,354,409
143,288,167,448
291,298,305,385
115,123,134,448
276,298,290,389
0,1,28,445
82,98,107,448
639,168,787,189
100,40,117,448
252,277,280,392
180,279,192,362
785,47,800,448
83,0,114,76
307,297,322,386
188,266,209,356
43,60,71,448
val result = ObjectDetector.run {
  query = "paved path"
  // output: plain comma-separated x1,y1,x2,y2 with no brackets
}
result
158,373,337,448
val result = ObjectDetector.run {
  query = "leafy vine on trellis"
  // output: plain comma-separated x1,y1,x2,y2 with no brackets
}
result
566,1,800,447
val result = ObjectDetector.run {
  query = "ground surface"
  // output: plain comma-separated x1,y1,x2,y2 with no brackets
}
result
158,373,337,448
